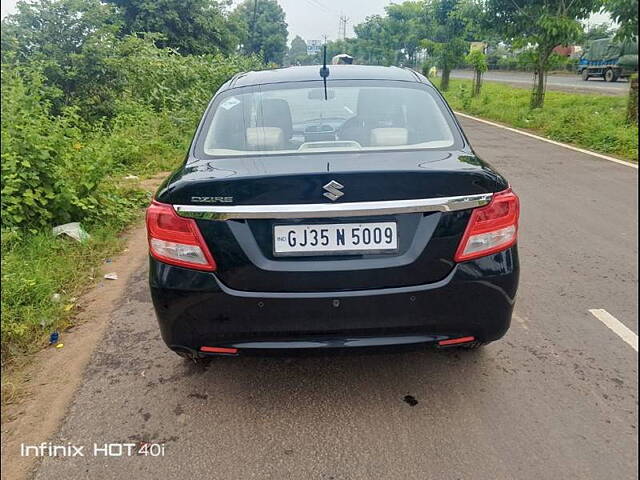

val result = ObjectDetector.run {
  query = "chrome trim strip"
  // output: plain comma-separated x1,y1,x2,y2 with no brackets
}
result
173,193,492,220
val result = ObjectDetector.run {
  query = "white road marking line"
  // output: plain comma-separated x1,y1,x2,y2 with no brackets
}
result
589,309,638,352
454,111,638,169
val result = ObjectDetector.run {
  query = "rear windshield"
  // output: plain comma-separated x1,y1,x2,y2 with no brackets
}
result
197,81,457,157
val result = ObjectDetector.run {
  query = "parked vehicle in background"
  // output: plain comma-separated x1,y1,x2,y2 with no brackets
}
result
578,37,638,82
332,54,354,65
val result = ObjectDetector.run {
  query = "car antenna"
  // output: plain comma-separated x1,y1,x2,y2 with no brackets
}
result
319,44,330,100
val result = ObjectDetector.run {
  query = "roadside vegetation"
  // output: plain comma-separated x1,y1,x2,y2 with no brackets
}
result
303,0,637,111
1,45,262,367
1,0,268,372
443,79,638,161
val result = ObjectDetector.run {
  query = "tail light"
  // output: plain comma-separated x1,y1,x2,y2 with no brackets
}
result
146,200,216,271
454,188,519,262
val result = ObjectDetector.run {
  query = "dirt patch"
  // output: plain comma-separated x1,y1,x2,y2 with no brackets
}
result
0,175,167,480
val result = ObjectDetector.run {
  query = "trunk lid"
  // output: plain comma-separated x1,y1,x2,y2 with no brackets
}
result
157,150,506,292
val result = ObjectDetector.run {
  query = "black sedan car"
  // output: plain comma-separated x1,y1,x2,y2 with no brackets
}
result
147,65,520,359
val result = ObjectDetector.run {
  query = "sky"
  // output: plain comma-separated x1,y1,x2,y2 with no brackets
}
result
1,0,614,43
248,0,393,42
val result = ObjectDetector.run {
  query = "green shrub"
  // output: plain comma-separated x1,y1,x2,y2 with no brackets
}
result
1,36,264,231
1,35,266,365
496,56,519,71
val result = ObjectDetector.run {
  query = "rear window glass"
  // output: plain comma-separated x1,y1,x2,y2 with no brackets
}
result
198,82,456,156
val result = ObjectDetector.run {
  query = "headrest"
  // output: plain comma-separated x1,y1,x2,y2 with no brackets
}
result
246,127,284,150
256,99,293,139
370,128,408,147
356,88,389,119
356,89,406,128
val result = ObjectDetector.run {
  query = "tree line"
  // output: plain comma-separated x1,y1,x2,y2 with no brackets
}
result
1,0,283,230
289,0,637,109
1,0,290,67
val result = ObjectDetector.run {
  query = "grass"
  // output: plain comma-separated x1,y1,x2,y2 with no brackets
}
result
0,220,130,403
0,104,191,375
0,210,144,363
440,79,638,162
0,170,183,388
0,181,160,406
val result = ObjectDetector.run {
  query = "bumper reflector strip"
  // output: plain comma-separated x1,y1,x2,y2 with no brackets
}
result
200,346,238,354
438,336,475,346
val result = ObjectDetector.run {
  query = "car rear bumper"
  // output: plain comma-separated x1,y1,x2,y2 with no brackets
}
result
149,247,519,355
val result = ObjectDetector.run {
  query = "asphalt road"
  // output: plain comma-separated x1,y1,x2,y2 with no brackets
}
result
451,69,631,95
33,117,638,480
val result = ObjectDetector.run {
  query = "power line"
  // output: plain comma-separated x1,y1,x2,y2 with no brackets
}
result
306,0,337,15
301,0,334,19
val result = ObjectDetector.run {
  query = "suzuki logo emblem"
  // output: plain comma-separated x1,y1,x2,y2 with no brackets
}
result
323,180,344,201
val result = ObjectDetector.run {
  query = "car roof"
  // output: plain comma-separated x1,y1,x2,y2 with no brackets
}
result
225,65,427,89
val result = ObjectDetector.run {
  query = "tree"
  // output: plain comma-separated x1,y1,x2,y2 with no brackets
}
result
1,0,124,119
1,0,121,62
231,0,288,65
105,0,239,55
287,35,308,65
603,0,638,124
603,0,638,41
352,3,431,67
581,22,618,43
628,74,638,123
353,14,399,65
465,49,488,96
422,0,469,91
384,1,428,66
485,0,604,109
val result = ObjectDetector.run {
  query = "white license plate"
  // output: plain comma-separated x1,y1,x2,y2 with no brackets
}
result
273,222,398,256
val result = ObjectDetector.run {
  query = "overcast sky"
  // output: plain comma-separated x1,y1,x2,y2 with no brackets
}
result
245,0,393,42
2,0,613,43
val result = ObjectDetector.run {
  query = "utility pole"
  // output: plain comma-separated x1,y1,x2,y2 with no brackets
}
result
338,15,349,41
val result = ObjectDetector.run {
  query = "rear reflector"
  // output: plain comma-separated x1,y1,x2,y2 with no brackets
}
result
438,336,475,346
146,200,216,271
199,346,238,354
454,187,519,262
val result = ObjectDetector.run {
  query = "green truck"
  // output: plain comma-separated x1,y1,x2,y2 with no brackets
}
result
578,37,638,82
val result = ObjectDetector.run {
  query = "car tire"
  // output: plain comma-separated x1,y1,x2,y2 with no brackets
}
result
581,69,590,81
605,68,618,82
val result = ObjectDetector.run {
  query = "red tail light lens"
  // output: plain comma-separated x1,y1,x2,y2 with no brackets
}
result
454,188,520,262
200,346,238,354
438,336,475,346
146,201,216,271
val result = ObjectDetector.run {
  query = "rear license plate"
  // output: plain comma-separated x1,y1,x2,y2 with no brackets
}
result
273,222,398,256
